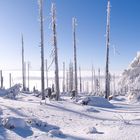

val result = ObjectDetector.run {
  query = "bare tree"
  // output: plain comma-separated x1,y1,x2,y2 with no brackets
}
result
105,0,111,99
79,66,82,93
27,62,30,91
113,74,116,95
0,70,3,89
98,68,100,94
38,0,45,100
72,17,78,96
9,73,12,88
91,65,94,94
69,62,73,92
62,62,65,93
45,59,48,88
21,35,26,91
94,68,96,94
24,62,26,90
66,69,69,92
51,3,60,100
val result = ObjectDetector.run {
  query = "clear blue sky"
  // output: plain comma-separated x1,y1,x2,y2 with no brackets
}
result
0,0,140,73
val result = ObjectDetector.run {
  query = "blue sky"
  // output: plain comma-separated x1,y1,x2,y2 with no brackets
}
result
0,0,140,73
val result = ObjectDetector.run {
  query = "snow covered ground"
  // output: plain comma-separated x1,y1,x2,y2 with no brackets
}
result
0,93,140,140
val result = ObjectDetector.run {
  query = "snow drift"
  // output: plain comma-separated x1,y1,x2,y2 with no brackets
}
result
77,96,114,108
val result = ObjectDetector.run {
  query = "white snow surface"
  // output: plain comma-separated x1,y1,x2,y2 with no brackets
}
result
0,93,140,139
77,96,114,108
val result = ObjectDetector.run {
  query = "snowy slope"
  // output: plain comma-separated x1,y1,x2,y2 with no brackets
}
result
0,93,140,139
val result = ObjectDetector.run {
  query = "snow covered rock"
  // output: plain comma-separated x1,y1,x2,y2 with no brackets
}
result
87,127,98,134
2,117,26,129
78,96,114,108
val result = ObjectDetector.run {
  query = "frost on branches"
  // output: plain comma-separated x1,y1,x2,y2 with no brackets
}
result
119,52,140,101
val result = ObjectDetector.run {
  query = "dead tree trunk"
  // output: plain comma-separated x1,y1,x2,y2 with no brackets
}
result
38,0,45,100
45,59,48,88
21,35,26,91
94,68,96,94
9,73,12,88
113,74,116,95
62,62,65,93
91,65,94,94
27,62,30,91
105,0,111,99
72,18,78,96
51,3,60,101
69,62,73,92
79,66,82,93
98,68,100,94
24,62,26,90
0,70,3,89
66,69,69,92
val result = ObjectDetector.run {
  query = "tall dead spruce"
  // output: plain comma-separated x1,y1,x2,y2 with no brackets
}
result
21,35,26,91
105,0,111,99
62,62,65,93
72,18,78,96
38,0,45,100
51,3,60,101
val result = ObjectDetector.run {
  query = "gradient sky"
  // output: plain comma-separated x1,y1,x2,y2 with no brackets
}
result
0,0,140,73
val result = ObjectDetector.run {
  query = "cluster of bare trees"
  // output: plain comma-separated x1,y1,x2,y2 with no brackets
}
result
20,0,112,100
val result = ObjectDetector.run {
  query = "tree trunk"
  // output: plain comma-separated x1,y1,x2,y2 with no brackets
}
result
62,62,65,93
79,66,82,93
28,62,30,91
72,18,78,96
51,3,60,101
46,59,48,88
9,73,12,88
21,35,26,91
105,0,111,99
38,0,45,100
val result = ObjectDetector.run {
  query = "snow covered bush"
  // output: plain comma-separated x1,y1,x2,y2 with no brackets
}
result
127,90,140,103
2,117,26,129
6,84,21,99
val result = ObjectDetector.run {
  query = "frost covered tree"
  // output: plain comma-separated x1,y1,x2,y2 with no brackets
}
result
98,68,101,94
38,0,45,100
79,66,82,93
0,70,3,89
66,69,69,92
24,62,26,89
9,73,12,88
91,65,94,94
51,3,60,100
72,17,78,96
21,35,26,91
45,59,48,88
69,62,73,92
62,62,65,93
27,62,30,91
94,68,96,94
105,0,111,99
